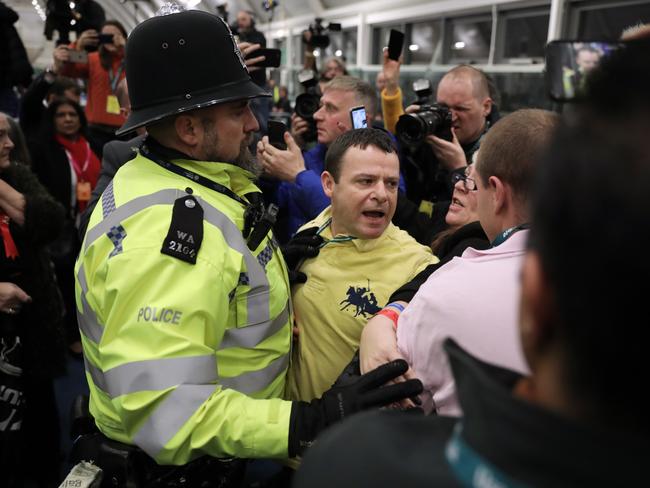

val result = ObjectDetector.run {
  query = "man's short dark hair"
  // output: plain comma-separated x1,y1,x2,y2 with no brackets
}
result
529,40,650,434
324,128,396,182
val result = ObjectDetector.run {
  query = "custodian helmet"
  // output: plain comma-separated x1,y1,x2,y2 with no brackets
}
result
117,9,269,135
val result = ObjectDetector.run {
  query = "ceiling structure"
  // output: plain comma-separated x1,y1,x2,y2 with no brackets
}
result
7,0,554,68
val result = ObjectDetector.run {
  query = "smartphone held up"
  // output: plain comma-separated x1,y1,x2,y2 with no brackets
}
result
268,120,288,150
350,106,367,129
387,29,405,61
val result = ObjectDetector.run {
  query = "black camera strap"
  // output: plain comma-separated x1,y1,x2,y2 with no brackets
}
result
140,141,277,250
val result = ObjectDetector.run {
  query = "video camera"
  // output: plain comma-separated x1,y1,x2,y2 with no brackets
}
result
395,79,453,146
293,70,321,142
303,18,342,49
44,0,74,42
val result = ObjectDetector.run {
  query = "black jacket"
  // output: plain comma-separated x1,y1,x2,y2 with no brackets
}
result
296,340,648,487
0,163,66,379
19,72,51,141
0,2,33,90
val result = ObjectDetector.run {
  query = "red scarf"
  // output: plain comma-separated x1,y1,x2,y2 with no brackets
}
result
0,212,18,259
55,133,101,211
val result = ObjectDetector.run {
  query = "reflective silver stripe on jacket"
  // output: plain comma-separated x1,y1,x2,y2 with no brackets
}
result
76,263,104,344
220,353,290,395
85,189,182,251
220,302,289,350
201,203,271,327
133,384,217,459
85,354,218,398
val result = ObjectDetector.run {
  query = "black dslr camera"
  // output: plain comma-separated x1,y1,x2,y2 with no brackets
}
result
303,18,342,49
293,70,321,142
396,79,453,146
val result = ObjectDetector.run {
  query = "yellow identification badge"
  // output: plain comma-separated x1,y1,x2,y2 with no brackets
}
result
106,95,121,115
418,200,434,218
77,181,91,202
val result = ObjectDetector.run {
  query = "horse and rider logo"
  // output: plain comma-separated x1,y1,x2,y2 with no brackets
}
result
340,280,381,318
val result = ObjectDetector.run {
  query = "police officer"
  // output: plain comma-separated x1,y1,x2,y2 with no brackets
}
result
74,7,421,485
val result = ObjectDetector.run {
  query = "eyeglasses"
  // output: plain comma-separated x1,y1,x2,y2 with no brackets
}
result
451,171,478,191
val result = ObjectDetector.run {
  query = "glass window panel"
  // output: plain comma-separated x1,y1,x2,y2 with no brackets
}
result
342,29,357,65
578,2,650,39
409,21,441,65
292,35,304,65
489,72,552,113
503,13,549,59
446,16,492,63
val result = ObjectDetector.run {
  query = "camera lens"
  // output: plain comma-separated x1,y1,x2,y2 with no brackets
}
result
396,113,428,144
396,106,452,145
295,93,320,120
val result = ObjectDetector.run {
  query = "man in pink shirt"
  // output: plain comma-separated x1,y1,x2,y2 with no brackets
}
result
361,109,558,415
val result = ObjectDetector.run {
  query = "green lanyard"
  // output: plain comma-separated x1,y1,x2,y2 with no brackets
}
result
445,424,530,488
109,61,125,93
316,218,357,248
490,223,530,248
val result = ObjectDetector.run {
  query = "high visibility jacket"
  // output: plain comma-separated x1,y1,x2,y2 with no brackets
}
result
74,151,293,465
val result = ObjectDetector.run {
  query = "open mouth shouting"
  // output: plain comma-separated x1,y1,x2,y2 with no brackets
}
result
362,209,387,222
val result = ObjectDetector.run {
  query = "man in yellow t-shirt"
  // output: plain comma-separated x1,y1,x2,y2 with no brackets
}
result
286,128,438,402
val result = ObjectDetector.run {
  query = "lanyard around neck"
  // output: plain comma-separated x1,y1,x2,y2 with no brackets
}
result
141,142,276,250
108,61,124,93
64,141,91,178
316,217,357,248
445,424,529,488
141,143,250,207
490,223,530,248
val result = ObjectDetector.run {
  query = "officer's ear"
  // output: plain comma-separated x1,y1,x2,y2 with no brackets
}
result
174,114,202,147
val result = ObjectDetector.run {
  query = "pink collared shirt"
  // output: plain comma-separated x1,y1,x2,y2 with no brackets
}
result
397,230,530,416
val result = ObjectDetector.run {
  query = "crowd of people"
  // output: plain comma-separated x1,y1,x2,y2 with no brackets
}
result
0,1,648,486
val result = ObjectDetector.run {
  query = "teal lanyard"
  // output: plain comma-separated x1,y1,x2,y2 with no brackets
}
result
490,223,530,248
445,424,529,488
316,218,356,248
109,62,125,93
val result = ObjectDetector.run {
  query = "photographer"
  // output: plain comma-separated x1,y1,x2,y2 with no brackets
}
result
53,20,127,154
381,49,496,243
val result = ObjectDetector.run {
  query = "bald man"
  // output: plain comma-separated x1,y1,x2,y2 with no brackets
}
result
428,65,493,171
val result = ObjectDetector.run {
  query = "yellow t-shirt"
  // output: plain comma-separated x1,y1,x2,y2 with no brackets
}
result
285,206,438,402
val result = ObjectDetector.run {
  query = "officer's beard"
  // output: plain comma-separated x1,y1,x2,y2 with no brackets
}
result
232,139,262,177
200,119,262,177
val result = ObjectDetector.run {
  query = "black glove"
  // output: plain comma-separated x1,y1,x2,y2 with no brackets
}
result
288,359,423,456
281,227,324,285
